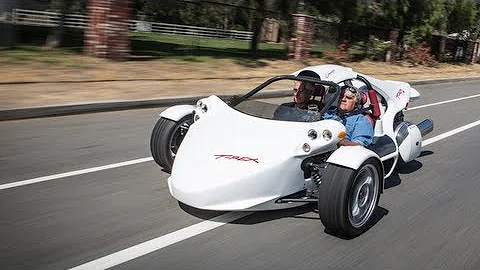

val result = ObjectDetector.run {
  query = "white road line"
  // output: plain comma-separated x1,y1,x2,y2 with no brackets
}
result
2,92,480,191
423,119,480,146
0,157,153,191
408,93,480,110
69,211,252,270
67,119,480,270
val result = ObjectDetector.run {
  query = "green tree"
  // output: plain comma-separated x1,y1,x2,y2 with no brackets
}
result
305,0,361,43
446,0,478,39
138,0,183,23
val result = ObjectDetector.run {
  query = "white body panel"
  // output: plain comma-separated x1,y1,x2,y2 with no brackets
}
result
159,105,195,122
169,96,345,211
397,124,423,162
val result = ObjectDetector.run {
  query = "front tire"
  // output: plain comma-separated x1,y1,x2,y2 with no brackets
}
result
150,115,193,173
318,158,381,238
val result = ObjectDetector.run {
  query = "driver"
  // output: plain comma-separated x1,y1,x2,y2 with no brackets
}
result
281,70,324,111
272,70,324,122
292,80,324,110
324,85,374,147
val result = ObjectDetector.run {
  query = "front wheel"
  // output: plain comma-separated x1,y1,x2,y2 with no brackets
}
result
150,115,193,173
318,158,381,238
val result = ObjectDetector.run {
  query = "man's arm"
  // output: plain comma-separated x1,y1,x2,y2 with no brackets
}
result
337,139,361,146
339,115,374,147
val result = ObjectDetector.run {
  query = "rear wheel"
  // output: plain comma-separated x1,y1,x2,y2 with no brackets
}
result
318,158,381,238
150,115,193,173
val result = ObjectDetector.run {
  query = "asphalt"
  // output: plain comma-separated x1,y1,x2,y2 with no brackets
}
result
1,76,480,121
3,81,480,269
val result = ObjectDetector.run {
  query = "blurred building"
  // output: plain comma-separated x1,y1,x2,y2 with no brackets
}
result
431,31,480,64
260,18,279,43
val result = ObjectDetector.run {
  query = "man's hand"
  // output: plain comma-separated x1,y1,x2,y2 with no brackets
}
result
337,139,360,147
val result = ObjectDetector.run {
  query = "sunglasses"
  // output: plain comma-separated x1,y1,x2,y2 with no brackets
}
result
293,83,314,94
340,86,357,100
340,93,355,100
293,87,306,94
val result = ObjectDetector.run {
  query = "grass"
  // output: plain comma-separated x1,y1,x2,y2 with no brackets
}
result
0,45,94,69
129,32,289,61
0,25,337,66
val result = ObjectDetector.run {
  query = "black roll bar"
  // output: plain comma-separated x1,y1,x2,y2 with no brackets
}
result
227,75,341,117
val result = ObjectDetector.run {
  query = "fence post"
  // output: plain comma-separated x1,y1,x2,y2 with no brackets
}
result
85,0,131,61
291,13,314,60
438,35,447,62
471,40,478,64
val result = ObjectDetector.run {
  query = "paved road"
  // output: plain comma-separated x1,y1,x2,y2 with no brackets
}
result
1,80,480,269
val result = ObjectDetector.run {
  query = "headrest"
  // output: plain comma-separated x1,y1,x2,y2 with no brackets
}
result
359,92,368,105
298,70,323,98
313,84,325,97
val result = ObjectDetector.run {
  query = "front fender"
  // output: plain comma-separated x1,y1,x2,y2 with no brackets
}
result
159,105,195,122
327,145,381,170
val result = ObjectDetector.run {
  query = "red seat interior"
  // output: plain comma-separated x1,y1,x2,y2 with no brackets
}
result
367,88,381,119
359,91,376,127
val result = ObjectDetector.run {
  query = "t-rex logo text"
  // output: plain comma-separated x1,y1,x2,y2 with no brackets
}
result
214,154,259,163
396,88,405,99
326,69,335,78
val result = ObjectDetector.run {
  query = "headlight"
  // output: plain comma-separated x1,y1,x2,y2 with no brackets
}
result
322,129,332,141
196,100,208,113
302,143,311,153
308,129,318,140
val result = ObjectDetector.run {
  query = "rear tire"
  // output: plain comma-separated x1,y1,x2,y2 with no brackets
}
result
318,158,381,238
150,115,193,173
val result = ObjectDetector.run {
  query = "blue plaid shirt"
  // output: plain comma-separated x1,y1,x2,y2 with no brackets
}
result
324,108,374,147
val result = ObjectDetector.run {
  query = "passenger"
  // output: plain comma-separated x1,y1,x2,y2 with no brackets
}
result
324,85,374,147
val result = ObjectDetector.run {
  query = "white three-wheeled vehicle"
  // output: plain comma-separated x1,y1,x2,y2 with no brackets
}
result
150,65,433,238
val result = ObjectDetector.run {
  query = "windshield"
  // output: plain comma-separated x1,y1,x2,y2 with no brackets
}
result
228,75,341,123
234,100,323,122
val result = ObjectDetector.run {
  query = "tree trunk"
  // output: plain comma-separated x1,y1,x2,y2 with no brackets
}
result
249,0,265,57
385,28,399,62
45,0,70,49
